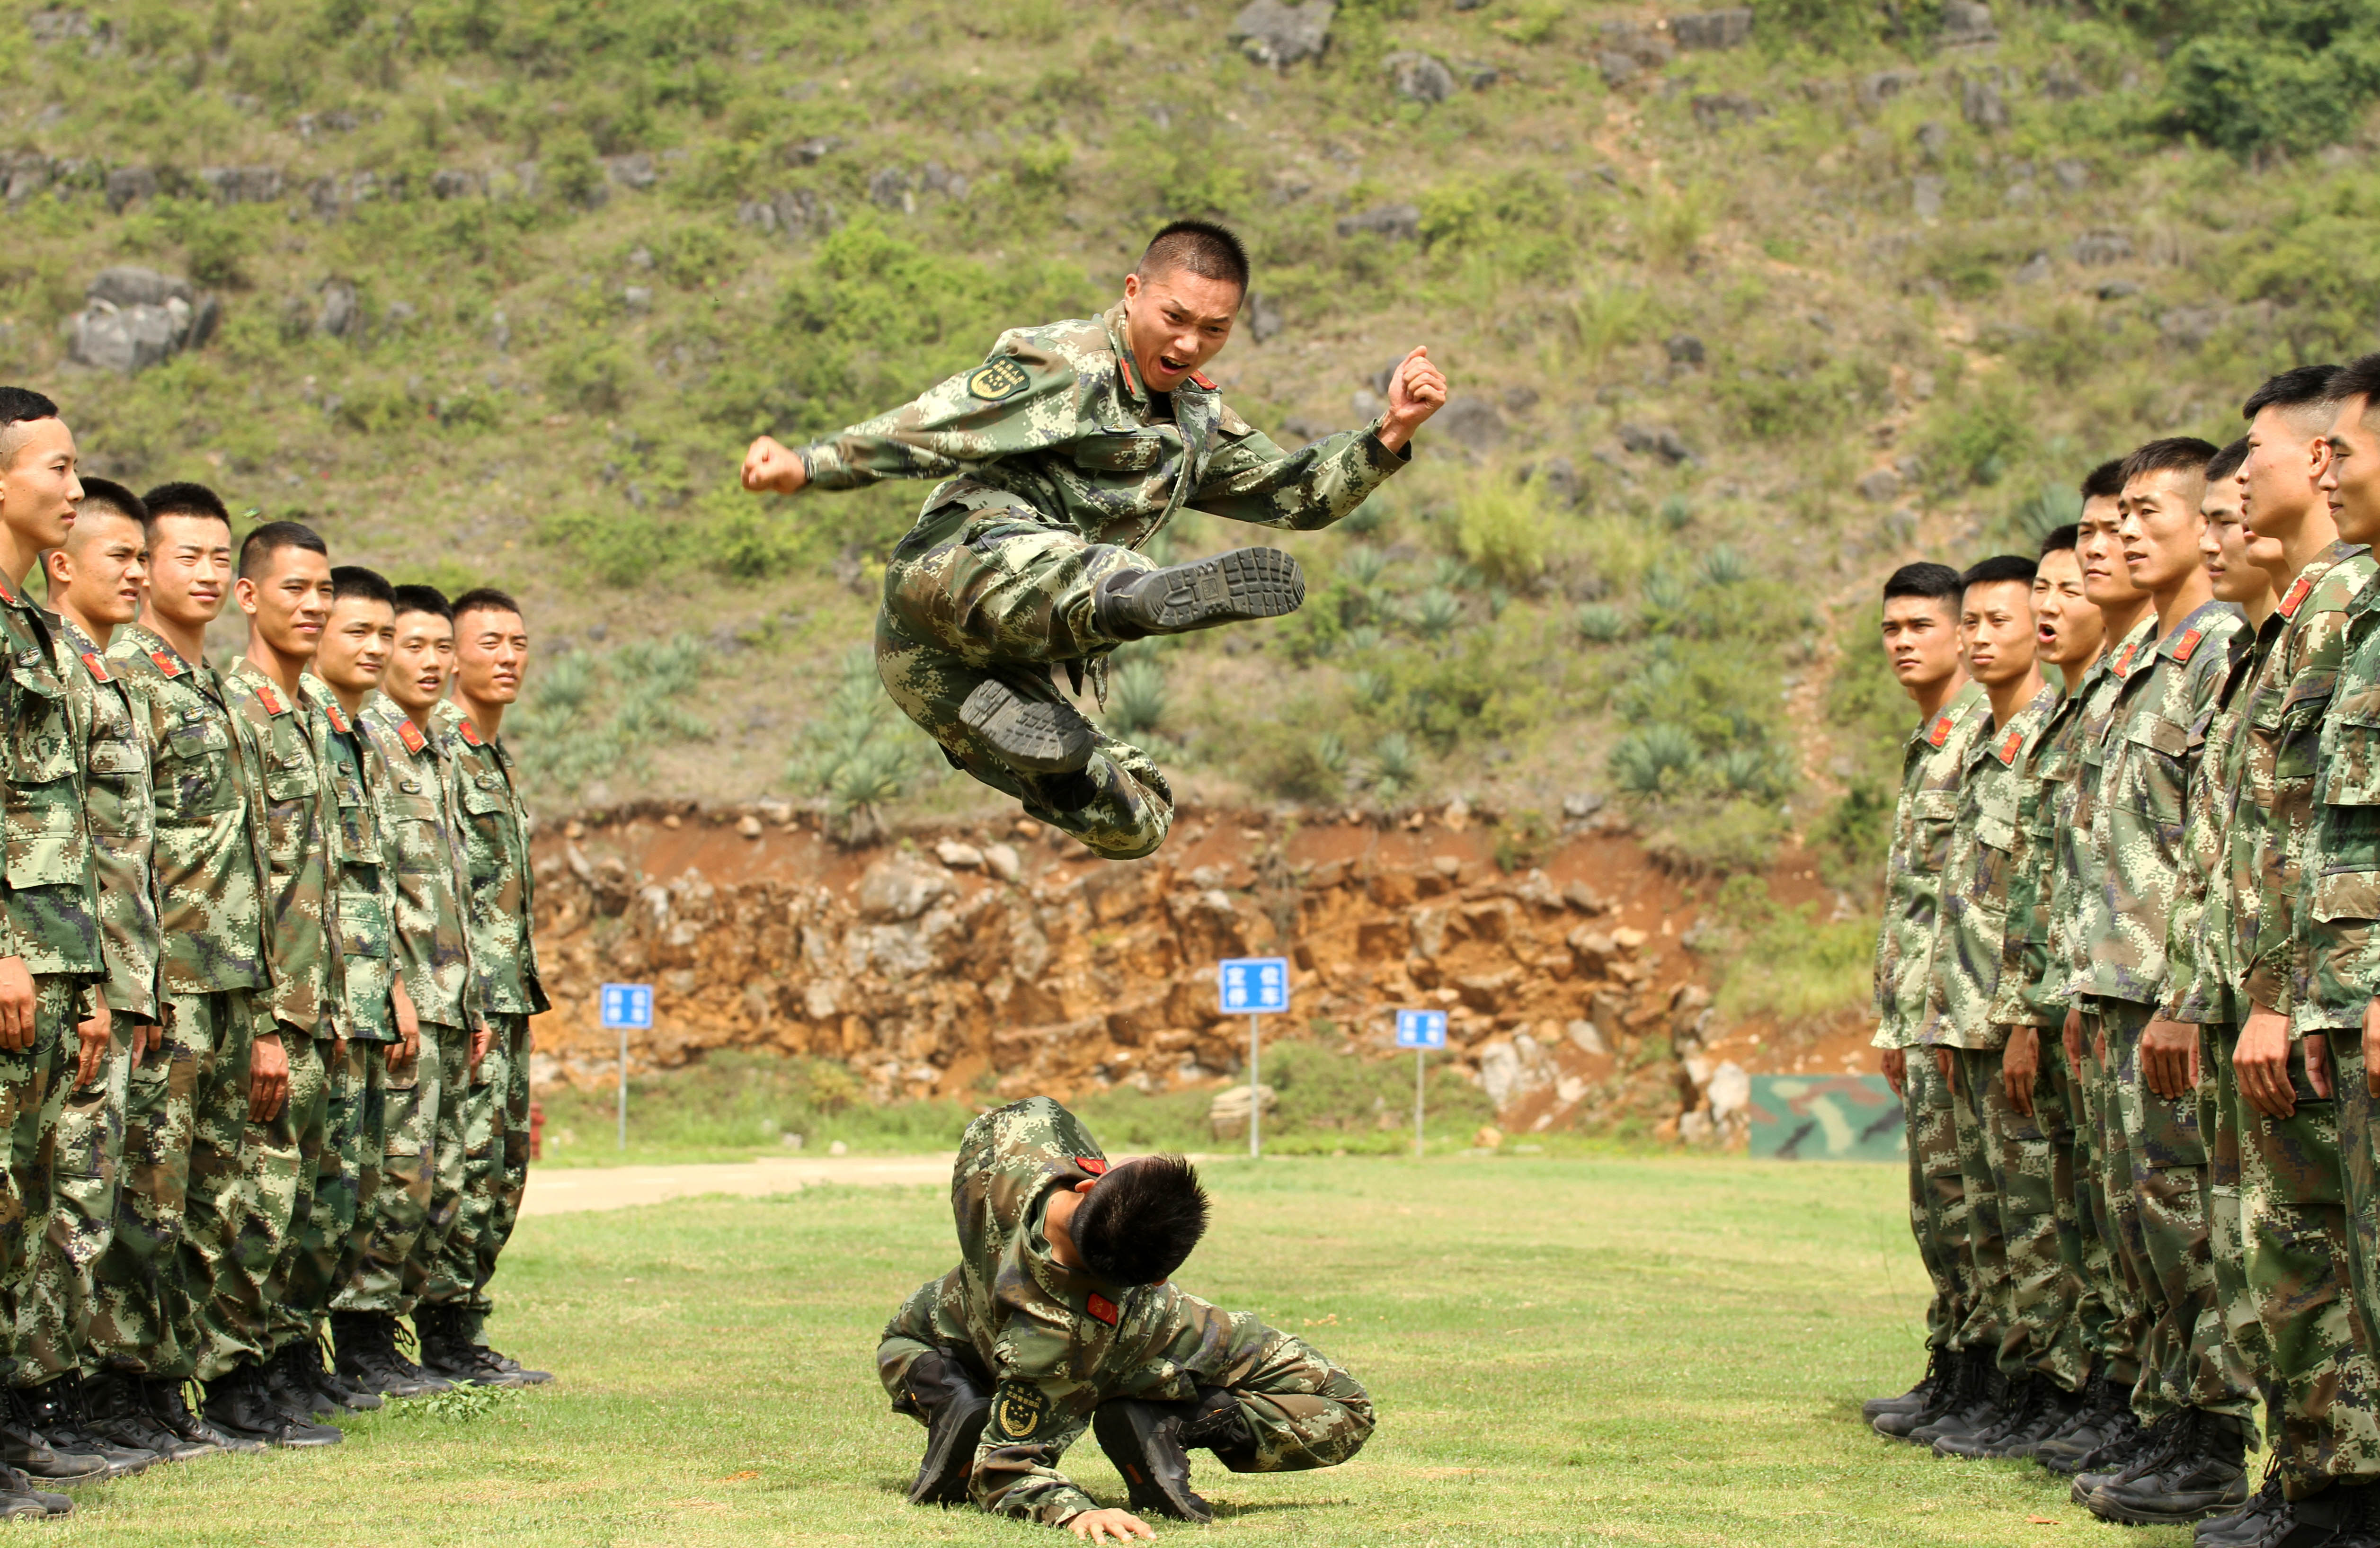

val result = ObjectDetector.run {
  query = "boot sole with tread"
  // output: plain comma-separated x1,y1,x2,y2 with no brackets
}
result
1111,549,1305,636
959,680,1097,775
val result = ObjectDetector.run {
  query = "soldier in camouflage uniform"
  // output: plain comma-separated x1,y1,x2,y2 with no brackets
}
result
417,588,548,1387
1865,563,1992,1439
740,220,1445,860
336,585,474,1397
879,1097,1371,1532
2066,441,2255,1526
1916,555,2076,1459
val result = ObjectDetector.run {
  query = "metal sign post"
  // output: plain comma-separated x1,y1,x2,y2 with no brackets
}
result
599,982,654,1151
1218,958,1290,1159
1395,1009,1449,1158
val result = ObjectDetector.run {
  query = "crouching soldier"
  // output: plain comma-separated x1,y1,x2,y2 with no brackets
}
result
877,1097,1373,1540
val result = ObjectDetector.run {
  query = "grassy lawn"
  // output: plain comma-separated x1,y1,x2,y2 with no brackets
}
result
52,1157,2184,1546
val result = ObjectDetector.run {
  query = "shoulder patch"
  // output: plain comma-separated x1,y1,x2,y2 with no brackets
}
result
0,574,16,605
323,701,351,735
78,651,110,684
1086,1291,1119,1326
399,719,428,755
989,1381,1052,1443
966,357,1031,403
2280,575,2315,619
148,649,185,679
255,682,288,717
458,719,485,748
2114,641,2141,678
1188,370,1217,391
1076,1156,1107,1176
1996,728,2024,766
1927,713,1954,748
2172,627,2204,664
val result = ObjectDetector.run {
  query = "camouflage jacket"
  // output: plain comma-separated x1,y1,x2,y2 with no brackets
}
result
1922,684,2059,1050
2291,581,2380,1033
0,575,101,979
224,658,343,1037
362,695,477,1029
56,618,159,1022
2072,600,2247,1005
433,701,548,1018
106,624,269,994
2046,615,2158,1013
305,676,398,1042
792,301,1407,547
2161,621,2269,1027
1870,680,1991,1050
1991,667,2103,1026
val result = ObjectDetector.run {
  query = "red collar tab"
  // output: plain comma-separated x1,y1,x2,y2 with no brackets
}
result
2114,641,2141,677
2172,627,2204,664
78,652,110,684
1188,370,1217,391
1085,1292,1119,1326
1076,1157,1108,1176
148,649,185,679
1927,713,1954,748
1117,348,1142,400
458,719,485,747
1996,728,2024,765
2281,576,2314,619
255,681,288,717
323,702,351,735
0,574,18,605
399,720,428,755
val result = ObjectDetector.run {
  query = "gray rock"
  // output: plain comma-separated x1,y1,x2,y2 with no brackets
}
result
2053,158,2090,191
868,166,913,213
1690,92,1767,131
67,267,210,375
2096,279,2140,300
606,152,657,190
295,108,362,141
1602,21,1674,66
198,165,283,205
737,187,840,241
1503,384,1540,413
919,160,968,198
1382,50,1455,104
1436,398,1506,453
2012,251,2051,285
1336,203,1420,241
784,135,840,166
1671,9,1752,49
1857,69,1922,110
1525,455,1581,507
431,168,481,199
621,285,653,314
1666,333,1705,365
856,853,954,922
88,267,192,310
1912,174,1945,220
1228,0,1334,68
1940,0,1998,46
1562,792,1607,820
2159,306,2227,349
2071,230,2132,266
380,299,417,334
1915,120,1950,161
1243,290,1284,343
1595,51,1640,88
1460,61,1499,89
1856,468,1902,502
1960,74,2007,129
104,165,155,213
316,277,361,339
0,152,49,205
1654,428,1697,466
2041,63,2088,101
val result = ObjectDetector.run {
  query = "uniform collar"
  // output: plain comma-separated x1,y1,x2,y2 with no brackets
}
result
1907,678,1986,754
1103,301,1149,409
2153,597,2238,664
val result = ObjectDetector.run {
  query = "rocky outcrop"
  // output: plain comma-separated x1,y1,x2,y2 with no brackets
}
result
65,267,218,375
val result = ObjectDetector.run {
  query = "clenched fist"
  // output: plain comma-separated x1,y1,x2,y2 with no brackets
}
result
1377,346,1448,454
741,436,808,495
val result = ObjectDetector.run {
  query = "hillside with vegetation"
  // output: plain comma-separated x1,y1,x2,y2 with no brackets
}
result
1,0,2373,1030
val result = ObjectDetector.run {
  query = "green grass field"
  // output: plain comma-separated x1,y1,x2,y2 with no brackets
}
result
48,1157,2185,1546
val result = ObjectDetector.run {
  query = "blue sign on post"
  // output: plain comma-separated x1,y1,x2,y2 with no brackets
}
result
1217,958,1290,1015
1394,1009,1448,1050
600,982,654,1030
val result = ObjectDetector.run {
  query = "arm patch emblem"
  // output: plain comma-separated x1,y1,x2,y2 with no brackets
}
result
1076,1156,1107,1175
967,358,1031,402
990,1380,1052,1442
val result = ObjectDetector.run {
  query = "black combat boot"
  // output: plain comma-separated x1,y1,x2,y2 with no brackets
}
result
958,680,1098,777
295,1336,381,1412
1935,1376,2044,1459
0,1383,107,1484
334,1310,446,1398
203,1359,341,1449
2292,1479,2380,1548
2090,1409,2250,1525
1908,1352,2006,1449
2071,1408,2185,1505
1093,549,1306,641
0,1467,68,1518
1875,1346,1983,1441
261,1344,337,1423
143,1376,259,1456
898,1351,991,1507
1975,1380,2085,1460
459,1308,551,1387
2194,1465,2286,1548
24,1376,152,1478
80,1371,212,1464
414,1304,486,1386
1865,1346,1954,1423
1091,1387,1253,1525
2038,1377,2139,1474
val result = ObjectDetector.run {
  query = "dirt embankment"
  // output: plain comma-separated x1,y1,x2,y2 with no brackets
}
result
524,802,1859,1136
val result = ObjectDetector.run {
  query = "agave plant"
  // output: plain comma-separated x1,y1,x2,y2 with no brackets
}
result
1412,587,1462,640
1577,602,1629,643
1609,722,1698,795
1106,658,1167,736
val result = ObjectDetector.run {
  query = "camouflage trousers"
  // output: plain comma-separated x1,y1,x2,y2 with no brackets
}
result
271,1040,384,1352
1967,1042,2090,1390
339,1024,456,1316
0,981,78,1383
2211,1025,2380,1495
13,1012,131,1384
2070,1038,2140,1388
187,1010,321,1382
880,1274,1374,1523
1899,1049,1970,1352
1946,1048,2010,1370
876,500,1174,861
425,1014,530,1317
2095,998,2256,1423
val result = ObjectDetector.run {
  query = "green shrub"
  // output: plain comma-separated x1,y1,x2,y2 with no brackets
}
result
1452,478,1561,588
1106,658,1167,736
1610,723,1698,794
1577,602,1629,643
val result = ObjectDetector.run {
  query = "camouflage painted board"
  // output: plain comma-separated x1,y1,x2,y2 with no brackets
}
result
1743,1076,1904,1161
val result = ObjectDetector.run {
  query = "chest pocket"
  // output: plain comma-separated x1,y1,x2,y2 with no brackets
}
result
460,774,510,882
2319,699,2380,808
7,657,73,788
2115,712,2190,824
1911,788,1958,874
390,788,448,875
157,712,237,819
263,747,318,805
1069,429,1176,474
333,769,379,864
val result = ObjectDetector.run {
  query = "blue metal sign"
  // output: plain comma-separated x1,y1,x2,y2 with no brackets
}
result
1394,1009,1448,1050
599,982,654,1031
1217,957,1290,1015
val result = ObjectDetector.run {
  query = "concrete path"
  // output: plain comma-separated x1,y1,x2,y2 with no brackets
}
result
520,1155,951,1217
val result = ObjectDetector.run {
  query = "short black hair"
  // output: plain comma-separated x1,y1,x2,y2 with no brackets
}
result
2079,459,2128,502
142,480,231,531
2333,353,2380,424
0,386,60,469
391,583,453,623
237,519,328,580
2208,436,2250,483
2122,437,2221,486
1963,554,2037,589
1069,1155,1209,1286
451,586,522,626
330,564,393,609
1136,219,1250,294
2038,523,2079,556
75,476,148,529
1883,561,1963,610
2243,364,2341,421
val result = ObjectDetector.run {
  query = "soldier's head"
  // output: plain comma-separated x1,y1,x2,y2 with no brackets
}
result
2240,363,2341,543
1960,555,2038,691
452,587,526,707
317,565,395,700
2075,458,2141,611
384,584,455,717
1120,219,1249,396
1879,562,1963,696
234,520,333,662
141,481,234,629
43,476,147,635
2032,525,2103,672
2117,437,2219,598
2322,353,2380,544
0,386,80,556
1049,1155,1210,1286
2199,438,2276,609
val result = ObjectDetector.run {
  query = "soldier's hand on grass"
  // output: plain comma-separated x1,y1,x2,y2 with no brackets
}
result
0,957,35,1051
2002,1026,2039,1117
250,1030,290,1122
73,997,109,1089
1878,1045,1905,1097
741,436,808,495
2235,1009,2295,1119
1375,347,1447,454
2141,1018,2201,1103
1065,1508,1156,1543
